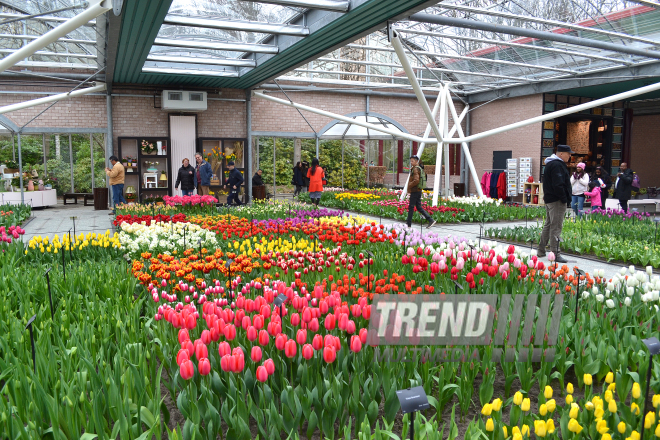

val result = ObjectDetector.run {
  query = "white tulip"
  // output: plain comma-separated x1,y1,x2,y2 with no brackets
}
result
595,294,604,303
648,266,654,276
582,291,590,299
592,286,599,295
636,272,646,282
624,297,631,306
653,291,660,301
620,267,628,275
606,283,615,292
605,299,615,308
627,287,635,297
655,305,659,312
599,269,606,278
642,293,650,303
629,265,636,274
644,283,651,293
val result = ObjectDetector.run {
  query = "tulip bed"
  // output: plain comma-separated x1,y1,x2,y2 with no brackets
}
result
301,191,546,223
3,199,660,440
486,209,660,267
0,202,31,228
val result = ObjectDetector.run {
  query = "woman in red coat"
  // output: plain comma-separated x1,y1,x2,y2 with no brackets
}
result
307,158,325,206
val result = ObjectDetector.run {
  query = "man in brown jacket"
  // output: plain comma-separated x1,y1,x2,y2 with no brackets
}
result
105,155,126,209
406,155,436,229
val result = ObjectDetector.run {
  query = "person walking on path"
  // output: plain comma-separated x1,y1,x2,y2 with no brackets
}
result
537,144,573,263
195,153,213,196
584,180,603,211
301,161,310,192
614,162,634,213
593,166,611,208
406,155,437,229
570,162,589,217
224,161,244,206
175,158,196,196
105,155,126,210
306,158,325,206
292,162,304,197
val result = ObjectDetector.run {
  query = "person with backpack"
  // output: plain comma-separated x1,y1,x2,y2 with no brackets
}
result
614,162,634,213
406,155,436,229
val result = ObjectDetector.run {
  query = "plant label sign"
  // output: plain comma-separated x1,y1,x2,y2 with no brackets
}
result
643,337,660,355
274,294,287,308
396,386,430,414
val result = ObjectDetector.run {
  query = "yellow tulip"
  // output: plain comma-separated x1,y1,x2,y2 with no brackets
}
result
655,425,660,438
645,412,656,429
546,399,556,413
653,395,660,408
632,402,640,415
503,426,508,438
568,419,583,434
605,372,614,383
633,383,641,399
597,419,609,434
595,406,605,419
513,391,523,406
566,394,574,405
566,383,574,394
521,425,529,437
492,398,503,412
604,390,613,402
569,403,579,419
481,403,492,416
544,385,553,399
618,422,627,434
584,374,593,385
512,434,522,440
512,427,520,436
534,420,547,438
521,398,530,412
602,434,612,440
485,418,494,432
607,382,616,392
546,419,555,434
608,399,617,413
632,430,640,440
539,404,547,416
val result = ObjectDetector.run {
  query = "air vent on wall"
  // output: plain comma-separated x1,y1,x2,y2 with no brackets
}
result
161,90,207,111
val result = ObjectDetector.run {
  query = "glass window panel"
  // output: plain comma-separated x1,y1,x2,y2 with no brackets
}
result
543,130,554,139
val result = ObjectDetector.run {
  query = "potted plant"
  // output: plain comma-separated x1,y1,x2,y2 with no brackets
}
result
141,140,157,155
125,185,136,203
4,160,19,174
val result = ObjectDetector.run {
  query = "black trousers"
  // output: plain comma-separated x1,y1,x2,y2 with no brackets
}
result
619,199,628,213
407,191,433,226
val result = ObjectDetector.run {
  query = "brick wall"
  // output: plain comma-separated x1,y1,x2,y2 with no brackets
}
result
468,94,543,197
630,114,660,187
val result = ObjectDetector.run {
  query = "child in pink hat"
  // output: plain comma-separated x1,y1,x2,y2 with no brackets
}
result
570,162,589,217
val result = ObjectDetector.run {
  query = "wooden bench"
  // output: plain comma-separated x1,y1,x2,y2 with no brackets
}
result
63,193,94,206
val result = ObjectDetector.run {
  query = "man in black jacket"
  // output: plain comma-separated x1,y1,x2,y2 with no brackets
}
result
538,144,573,263
224,161,244,206
614,162,634,213
252,169,264,187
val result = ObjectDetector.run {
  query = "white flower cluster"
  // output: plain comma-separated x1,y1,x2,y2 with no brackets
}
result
584,265,660,307
443,195,502,206
118,221,217,255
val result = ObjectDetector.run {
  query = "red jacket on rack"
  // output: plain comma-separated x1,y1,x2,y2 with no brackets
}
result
497,172,506,199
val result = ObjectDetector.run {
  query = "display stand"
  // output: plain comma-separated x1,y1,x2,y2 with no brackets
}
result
118,137,171,203
198,137,247,201
523,182,545,206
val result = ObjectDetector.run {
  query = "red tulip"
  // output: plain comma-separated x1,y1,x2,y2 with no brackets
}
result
346,320,356,335
253,314,264,330
181,340,194,358
241,315,251,330
338,313,349,331
302,307,312,323
312,334,323,351
284,340,297,358
220,355,231,372
296,329,307,345
256,365,268,382
247,326,258,342
200,329,212,345
325,314,336,330
275,333,287,350
195,343,208,361
319,300,329,315
350,335,362,353
185,314,196,330
362,305,371,320
180,359,195,380
290,313,300,327
198,357,211,376
218,341,231,357
308,318,319,332
260,305,271,319
251,346,262,362
359,328,368,345
323,346,336,363
264,358,275,375
258,329,270,346
224,324,236,341
178,329,190,344
176,349,189,366
171,314,181,328
302,343,314,360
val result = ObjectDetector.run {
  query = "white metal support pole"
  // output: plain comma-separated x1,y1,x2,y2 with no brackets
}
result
90,133,94,190
0,84,106,115
11,134,14,161
443,87,451,196
446,91,483,197
399,91,443,201
432,85,446,206
272,137,276,198
17,133,22,204
42,133,47,175
0,0,112,74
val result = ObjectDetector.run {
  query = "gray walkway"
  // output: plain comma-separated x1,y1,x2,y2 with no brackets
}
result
22,200,115,241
